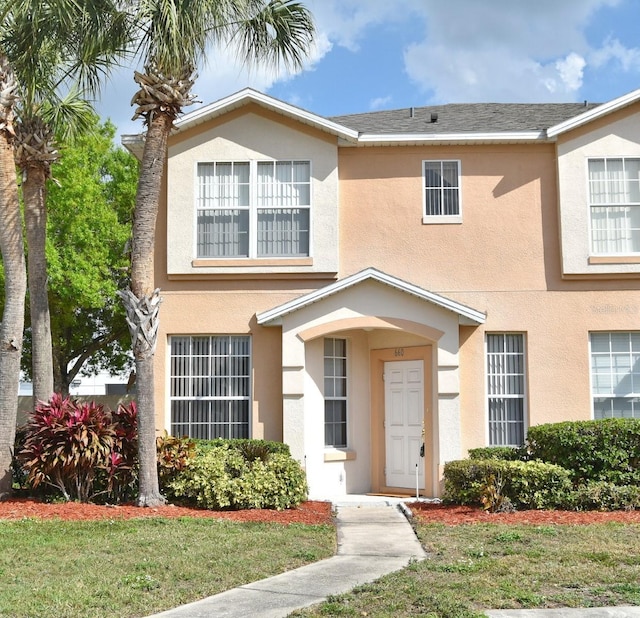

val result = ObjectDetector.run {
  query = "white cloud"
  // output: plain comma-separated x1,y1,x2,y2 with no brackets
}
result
399,0,623,102
369,96,392,110
589,37,640,72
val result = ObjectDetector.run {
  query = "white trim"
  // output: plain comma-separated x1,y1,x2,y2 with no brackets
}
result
484,332,528,447
256,267,486,326
357,131,546,145
175,88,360,142
422,159,462,222
548,89,640,138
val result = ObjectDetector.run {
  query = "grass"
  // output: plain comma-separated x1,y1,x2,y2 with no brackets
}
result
291,521,640,617
0,516,335,618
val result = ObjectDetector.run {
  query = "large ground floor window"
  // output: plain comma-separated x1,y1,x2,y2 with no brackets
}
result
170,335,251,439
486,333,526,446
591,332,640,419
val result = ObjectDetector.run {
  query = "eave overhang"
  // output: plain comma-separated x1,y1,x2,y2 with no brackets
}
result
256,267,486,327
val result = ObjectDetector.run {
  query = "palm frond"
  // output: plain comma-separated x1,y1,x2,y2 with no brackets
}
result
230,0,315,73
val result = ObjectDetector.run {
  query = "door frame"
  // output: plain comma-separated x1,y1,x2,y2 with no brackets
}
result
371,345,434,496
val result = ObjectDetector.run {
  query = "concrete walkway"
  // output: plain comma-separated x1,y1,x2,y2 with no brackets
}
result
146,498,425,618
146,496,640,618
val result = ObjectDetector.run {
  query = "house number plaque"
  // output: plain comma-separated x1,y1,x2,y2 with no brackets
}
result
394,348,405,357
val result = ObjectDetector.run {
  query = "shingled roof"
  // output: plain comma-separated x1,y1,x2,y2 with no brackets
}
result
329,102,601,135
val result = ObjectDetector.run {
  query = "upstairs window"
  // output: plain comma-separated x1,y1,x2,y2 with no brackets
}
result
197,160,311,258
589,158,640,254
423,160,461,222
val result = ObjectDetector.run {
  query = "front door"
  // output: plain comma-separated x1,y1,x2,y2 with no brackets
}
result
384,360,424,489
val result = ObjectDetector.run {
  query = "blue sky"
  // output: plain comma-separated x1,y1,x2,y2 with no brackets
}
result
97,0,640,138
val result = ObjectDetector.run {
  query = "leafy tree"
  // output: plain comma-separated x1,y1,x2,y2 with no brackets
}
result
4,0,131,402
17,117,138,395
123,0,315,507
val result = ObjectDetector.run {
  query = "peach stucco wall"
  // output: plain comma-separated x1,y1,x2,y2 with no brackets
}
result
152,101,640,487
336,141,640,454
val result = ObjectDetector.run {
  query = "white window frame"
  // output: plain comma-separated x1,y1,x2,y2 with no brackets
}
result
422,159,462,224
590,331,640,419
485,333,527,447
195,160,312,259
169,335,252,439
324,338,348,449
587,157,640,256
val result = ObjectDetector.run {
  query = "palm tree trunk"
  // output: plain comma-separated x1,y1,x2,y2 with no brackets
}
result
124,111,173,507
0,131,27,499
23,164,54,403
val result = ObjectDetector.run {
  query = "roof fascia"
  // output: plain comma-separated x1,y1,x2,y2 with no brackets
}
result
356,131,546,145
174,88,359,142
547,89,640,138
256,268,486,326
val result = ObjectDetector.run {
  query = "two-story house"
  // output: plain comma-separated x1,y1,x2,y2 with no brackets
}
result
123,87,640,499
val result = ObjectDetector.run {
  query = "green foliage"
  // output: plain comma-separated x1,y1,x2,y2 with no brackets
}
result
443,459,572,510
565,481,640,511
17,394,139,502
194,438,291,458
156,432,196,489
468,446,524,461
11,115,138,392
526,418,640,485
168,443,307,511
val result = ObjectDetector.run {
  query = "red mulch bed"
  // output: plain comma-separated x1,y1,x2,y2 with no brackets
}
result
0,498,334,525
409,501,640,525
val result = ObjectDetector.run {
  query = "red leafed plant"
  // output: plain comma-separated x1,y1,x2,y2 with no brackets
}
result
18,394,138,503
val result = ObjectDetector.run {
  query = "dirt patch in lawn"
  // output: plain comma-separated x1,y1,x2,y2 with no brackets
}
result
0,498,333,525
409,501,640,525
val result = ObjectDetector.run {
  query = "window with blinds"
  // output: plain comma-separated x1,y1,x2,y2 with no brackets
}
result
591,332,640,419
486,333,526,446
589,158,640,255
197,160,310,258
170,335,251,439
324,338,347,448
423,160,461,220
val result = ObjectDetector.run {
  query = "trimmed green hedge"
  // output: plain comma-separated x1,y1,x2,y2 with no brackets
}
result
194,438,291,458
443,459,572,510
468,447,523,461
567,481,640,511
168,443,307,510
526,418,640,485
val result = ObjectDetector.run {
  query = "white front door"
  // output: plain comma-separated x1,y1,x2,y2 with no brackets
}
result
384,360,425,489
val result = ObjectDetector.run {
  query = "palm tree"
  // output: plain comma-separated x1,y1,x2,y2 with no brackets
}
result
3,0,131,404
124,0,314,506
0,55,26,498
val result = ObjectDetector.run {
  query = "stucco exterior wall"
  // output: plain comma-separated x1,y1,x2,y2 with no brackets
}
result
556,102,640,276
165,106,339,276
152,97,640,497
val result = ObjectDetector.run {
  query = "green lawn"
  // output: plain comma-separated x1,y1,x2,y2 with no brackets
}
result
292,521,640,618
0,516,335,618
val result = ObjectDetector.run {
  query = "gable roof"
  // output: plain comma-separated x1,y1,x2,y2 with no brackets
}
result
330,102,600,136
256,268,486,326
122,87,640,156
547,87,640,137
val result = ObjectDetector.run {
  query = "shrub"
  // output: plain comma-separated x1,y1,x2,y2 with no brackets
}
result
168,444,307,510
156,432,196,491
526,418,640,485
19,394,115,502
443,459,572,510
194,438,290,458
468,446,524,461
566,481,640,511
101,401,139,502
17,396,140,503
